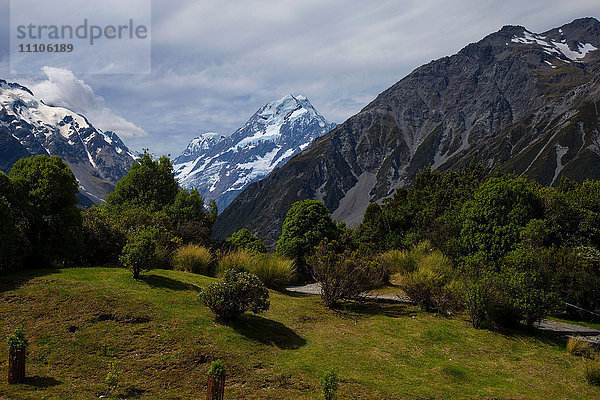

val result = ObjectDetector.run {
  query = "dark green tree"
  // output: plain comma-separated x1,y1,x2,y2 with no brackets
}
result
8,155,81,266
106,150,178,212
167,188,217,245
0,196,16,272
458,176,543,261
225,229,267,254
276,199,339,270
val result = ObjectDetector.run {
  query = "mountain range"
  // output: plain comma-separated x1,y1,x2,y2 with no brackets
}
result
213,17,600,247
173,94,335,211
0,79,135,205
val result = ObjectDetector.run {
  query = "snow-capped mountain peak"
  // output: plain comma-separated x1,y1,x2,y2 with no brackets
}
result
174,94,335,211
183,132,225,156
0,79,135,204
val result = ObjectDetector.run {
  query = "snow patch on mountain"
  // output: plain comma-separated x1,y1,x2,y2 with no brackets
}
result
511,30,597,62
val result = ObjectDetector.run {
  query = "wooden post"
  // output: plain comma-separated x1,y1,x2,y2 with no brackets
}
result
8,348,25,384
206,374,225,400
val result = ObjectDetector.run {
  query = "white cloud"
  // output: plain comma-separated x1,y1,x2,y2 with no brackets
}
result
26,67,147,138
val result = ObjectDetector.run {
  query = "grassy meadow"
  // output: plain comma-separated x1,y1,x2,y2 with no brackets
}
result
0,267,597,399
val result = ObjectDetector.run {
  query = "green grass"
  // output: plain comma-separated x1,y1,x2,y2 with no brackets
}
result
0,267,597,399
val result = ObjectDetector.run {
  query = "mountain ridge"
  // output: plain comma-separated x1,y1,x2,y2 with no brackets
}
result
213,17,600,247
0,79,135,204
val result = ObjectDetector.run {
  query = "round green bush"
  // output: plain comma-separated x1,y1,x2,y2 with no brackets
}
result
199,270,270,321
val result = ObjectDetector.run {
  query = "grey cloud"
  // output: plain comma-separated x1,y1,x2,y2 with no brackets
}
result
4,0,598,155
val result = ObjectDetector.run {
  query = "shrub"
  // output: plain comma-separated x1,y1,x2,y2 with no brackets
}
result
584,358,600,386
567,336,595,358
217,249,255,274
0,196,16,273
81,208,126,266
208,360,226,377
461,273,494,329
120,228,156,279
556,246,600,318
250,253,296,289
172,244,212,275
321,369,338,400
199,270,270,321
104,359,122,394
309,240,388,308
7,326,28,352
399,250,459,313
495,247,562,326
226,229,267,254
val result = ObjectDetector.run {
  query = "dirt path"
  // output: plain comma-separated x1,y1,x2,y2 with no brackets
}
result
534,320,600,345
286,282,412,303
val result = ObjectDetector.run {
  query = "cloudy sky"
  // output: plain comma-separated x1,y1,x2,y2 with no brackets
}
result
1,0,598,156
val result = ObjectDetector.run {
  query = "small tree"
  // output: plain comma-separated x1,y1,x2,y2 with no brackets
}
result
309,240,388,308
277,200,339,275
321,369,338,400
207,360,226,400
458,176,542,261
105,150,179,212
199,270,270,321
7,326,28,384
226,229,267,254
104,359,122,396
120,229,156,279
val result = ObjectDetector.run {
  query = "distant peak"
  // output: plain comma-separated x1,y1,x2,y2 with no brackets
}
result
567,17,600,27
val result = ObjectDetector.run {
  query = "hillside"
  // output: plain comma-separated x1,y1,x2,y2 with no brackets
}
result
213,17,600,247
0,267,597,399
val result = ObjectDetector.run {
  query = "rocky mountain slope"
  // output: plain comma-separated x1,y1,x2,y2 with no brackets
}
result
214,17,600,246
174,95,335,211
0,79,135,204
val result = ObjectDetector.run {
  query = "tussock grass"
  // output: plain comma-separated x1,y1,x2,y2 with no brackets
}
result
172,244,213,275
250,253,296,289
584,359,600,386
217,250,295,289
217,249,254,274
567,336,596,358
380,241,436,274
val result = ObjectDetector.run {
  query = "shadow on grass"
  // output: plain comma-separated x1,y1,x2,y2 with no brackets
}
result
280,290,317,299
0,268,61,293
497,325,567,348
339,301,416,319
230,314,307,350
139,274,201,292
23,375,61,388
